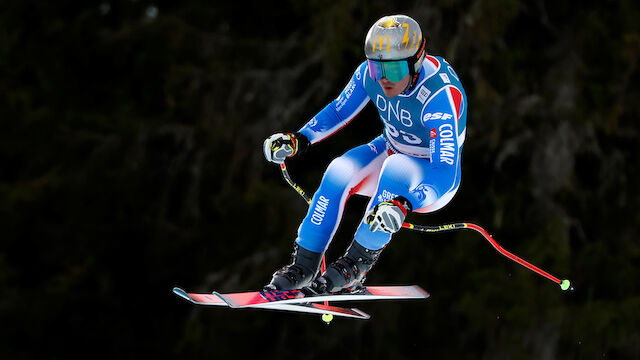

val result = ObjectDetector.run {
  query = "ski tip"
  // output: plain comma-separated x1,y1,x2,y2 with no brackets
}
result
411,285,431,299
352,308,371,320
173,287,191,301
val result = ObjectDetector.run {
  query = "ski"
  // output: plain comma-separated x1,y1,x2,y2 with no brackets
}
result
173,287,226,306
214,285,429,308
260,303,370,319
173,287,370,319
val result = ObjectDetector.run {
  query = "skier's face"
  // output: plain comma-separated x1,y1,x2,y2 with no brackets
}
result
379,73,410,98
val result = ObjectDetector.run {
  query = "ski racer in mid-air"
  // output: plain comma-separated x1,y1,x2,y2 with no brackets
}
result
263,14,468,294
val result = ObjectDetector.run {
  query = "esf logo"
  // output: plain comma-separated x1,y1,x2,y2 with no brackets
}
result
423,112,453,121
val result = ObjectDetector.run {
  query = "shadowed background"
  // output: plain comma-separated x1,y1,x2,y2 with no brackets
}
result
1,0,639,359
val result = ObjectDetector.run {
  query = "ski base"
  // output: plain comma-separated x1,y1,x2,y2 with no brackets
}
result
214,285,429,308
173,287,370,319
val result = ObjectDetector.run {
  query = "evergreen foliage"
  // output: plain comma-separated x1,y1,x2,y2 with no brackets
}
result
1,1,638,358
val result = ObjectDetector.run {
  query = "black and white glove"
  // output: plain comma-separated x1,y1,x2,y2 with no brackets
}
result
366,197,412,234
263,132,310,164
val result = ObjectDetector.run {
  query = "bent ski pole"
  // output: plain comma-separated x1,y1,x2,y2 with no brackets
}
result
279,162,572,291
402,222,572,291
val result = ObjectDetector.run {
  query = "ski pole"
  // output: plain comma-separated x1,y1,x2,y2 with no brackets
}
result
402,222,572,291
279,162,572,292
280,163,311,203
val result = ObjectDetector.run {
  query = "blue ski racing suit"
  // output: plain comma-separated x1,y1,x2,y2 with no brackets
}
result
295,55,468,253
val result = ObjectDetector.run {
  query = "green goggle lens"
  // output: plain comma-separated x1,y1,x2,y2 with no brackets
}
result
367,60,410,83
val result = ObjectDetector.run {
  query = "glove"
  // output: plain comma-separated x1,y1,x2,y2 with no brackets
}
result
366,197,412,234
263,132,309,164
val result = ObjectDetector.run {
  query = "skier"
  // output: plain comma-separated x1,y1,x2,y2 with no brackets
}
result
263,14,467,293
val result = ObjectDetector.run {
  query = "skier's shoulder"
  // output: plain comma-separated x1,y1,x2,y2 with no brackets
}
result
336,61,368,94
422,55,462,86
352,61,368,84
423,54,444,74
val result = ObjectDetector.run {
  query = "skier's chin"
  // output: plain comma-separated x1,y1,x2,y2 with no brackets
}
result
379,76,409,98
382,87,401,98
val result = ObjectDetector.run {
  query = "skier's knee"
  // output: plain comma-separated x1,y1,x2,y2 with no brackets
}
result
382,153,413,172
323,156,358,186
380,154,415,184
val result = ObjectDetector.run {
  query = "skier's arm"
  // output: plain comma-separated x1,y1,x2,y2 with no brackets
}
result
297,62,370,144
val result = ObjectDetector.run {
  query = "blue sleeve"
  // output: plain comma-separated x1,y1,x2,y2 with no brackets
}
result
298,62,370,144
422,86,463,168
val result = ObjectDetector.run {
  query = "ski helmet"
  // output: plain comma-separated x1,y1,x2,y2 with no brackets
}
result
364,15,426,83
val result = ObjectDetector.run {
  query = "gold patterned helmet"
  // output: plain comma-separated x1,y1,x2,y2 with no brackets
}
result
364,15,427,82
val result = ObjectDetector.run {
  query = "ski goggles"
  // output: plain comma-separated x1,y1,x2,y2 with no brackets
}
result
367,59,411,83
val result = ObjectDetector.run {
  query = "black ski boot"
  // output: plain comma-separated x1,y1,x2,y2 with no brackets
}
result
307,241,383,294
265,244,323,291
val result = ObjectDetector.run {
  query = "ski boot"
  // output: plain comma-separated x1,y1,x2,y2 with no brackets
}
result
264,244,323,291
306,240,383,295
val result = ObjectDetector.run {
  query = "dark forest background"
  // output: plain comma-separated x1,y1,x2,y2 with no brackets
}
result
1,0,639,359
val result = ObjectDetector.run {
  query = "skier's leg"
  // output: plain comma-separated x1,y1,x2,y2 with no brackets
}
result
309,239,383,293
355,153,461,250
294,136,388,253
266,243,325,291
266,136,388,290
311,154,461,292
